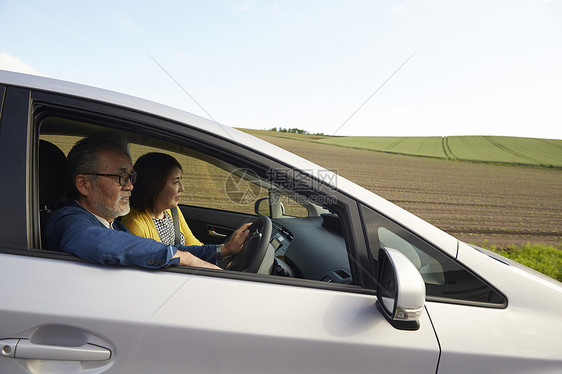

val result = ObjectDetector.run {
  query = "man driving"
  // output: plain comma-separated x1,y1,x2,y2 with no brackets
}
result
45,132,250,269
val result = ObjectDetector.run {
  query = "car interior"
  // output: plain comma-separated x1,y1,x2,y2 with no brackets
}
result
36,113,354,285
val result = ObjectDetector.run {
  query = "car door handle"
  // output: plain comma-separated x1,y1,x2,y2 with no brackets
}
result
208,229,227,238
0,338,111,361
207,225,229,238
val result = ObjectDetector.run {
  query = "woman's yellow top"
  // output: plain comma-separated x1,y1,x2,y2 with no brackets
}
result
122,207,203,246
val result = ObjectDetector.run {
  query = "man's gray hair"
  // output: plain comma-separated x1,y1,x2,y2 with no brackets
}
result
66,132,130,198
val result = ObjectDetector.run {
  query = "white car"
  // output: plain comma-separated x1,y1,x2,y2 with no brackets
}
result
0,69,560,374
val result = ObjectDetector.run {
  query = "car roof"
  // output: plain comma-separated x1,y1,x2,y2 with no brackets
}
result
0,69,458,255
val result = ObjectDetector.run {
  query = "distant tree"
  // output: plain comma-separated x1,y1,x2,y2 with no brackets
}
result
266,127,327,136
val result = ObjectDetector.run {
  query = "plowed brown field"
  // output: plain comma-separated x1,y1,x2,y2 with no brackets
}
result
256,134,562,248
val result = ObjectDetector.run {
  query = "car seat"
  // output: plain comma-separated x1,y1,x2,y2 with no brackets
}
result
39,139,67,249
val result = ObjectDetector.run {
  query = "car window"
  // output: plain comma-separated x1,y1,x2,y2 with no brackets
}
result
37,113,355,288
128,143,270,215
361,205,506,306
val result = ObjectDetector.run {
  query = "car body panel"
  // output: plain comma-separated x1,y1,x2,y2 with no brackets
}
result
426,242,562,373
0,253,440,373
427,301,562,374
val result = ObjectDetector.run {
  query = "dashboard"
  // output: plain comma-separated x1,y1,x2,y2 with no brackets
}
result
270,214,353,284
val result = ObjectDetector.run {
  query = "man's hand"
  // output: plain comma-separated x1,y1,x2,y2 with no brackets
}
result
173,250,221,269
222,222,252,256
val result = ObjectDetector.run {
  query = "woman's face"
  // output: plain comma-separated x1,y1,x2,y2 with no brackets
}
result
155,166,184,213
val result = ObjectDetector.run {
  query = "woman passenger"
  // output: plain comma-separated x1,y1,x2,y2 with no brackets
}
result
122,152,203,246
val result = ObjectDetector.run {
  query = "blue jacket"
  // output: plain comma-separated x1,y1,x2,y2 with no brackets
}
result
45,199,217,269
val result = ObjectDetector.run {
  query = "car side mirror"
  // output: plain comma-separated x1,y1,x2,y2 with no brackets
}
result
254,197,270,216
254,195,285,218
376,247,426,331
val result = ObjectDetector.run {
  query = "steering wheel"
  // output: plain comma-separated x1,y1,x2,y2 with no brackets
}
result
225,216,272,273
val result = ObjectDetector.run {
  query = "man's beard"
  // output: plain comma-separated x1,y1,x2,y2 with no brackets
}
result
91,192,131,221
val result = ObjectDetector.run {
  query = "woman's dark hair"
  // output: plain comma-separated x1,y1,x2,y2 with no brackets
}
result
130,152,182,213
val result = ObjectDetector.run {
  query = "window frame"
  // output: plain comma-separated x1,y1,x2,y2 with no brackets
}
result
0,86,32,251
23,89,375,294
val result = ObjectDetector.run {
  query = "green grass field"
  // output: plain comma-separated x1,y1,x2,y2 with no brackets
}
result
242,130,562,168
485,243,562,282
320,136,562,167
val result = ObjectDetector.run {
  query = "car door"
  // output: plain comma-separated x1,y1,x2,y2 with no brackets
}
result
0,253,440,373
0,82,440,373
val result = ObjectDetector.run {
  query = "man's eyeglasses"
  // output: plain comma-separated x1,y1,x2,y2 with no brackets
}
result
82,170,137,186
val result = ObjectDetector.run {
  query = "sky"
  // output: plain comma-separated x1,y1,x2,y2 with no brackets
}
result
1,0,561,139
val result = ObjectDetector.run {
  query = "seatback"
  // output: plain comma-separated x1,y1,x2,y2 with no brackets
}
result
39,140,67,248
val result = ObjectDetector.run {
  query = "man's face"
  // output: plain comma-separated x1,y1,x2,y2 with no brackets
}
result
83,148,134,222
